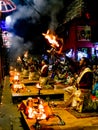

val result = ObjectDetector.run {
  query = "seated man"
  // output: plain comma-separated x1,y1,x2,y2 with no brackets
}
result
64,57,94,112
39,60,49,87
73,57,93,112
28,59,39,80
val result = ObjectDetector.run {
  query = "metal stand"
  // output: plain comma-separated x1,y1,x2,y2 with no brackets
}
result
33,119,41,130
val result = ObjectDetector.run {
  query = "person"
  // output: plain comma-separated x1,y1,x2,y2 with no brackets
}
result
92,65,97,85
64,57,94,112
40,60,48,77
92,77,98,97
72,57,94,112
28,58,39,80
39,60,49,87
76,57,93,90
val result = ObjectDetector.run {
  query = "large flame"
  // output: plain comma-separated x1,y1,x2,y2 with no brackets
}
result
42,30,59,48
42,30,64,55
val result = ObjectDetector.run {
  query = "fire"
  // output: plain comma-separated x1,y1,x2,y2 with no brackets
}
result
14,75,19,81
25,98,47,119
36,83,41,89
12,72,20,85
13,72,20,80
24,51,28,58
42,30,64,55
42,30,59,48
17,56,22,62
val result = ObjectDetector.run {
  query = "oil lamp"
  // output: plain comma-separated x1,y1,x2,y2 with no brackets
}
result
36,83,42,96
33,97,65,129
13,72,20,84
33,97,46,129
21,97,65,129
12,72,26,92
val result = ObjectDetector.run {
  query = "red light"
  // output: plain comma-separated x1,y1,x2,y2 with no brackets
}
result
85,12,90,19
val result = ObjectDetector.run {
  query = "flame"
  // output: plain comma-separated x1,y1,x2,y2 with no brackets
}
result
13,72,20,81
36,83,42,89
14,75,19,80
24,51,28,58
42,30,59,48
17,56,22,62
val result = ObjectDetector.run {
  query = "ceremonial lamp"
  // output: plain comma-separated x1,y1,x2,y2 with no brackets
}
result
30,84,65,129
32,97,65,129
36,83,42,96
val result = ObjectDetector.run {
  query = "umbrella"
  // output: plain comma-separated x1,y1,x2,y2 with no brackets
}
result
0,0,16,13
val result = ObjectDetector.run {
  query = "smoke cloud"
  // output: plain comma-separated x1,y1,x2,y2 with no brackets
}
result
9,0,64,31
33,0,64,31
9,34,32,58
6,0,64,59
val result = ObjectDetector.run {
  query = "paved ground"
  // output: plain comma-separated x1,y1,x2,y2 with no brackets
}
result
0,76,24,130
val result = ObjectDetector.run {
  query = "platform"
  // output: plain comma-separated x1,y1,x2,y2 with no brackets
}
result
19,100,98,130
11,85,65,103
2,76,98,130
21,79,39,86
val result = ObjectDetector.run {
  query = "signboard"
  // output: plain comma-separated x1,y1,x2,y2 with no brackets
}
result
2,31,12,48
77,26,91,41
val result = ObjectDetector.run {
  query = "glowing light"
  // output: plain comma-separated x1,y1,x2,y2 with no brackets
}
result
17,56,22,62
24,51,28,58
6,16,12,26
36,83,41,89
77,51,88,61
42,30,59,48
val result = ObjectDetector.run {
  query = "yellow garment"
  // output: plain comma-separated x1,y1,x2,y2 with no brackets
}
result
76,67,92,85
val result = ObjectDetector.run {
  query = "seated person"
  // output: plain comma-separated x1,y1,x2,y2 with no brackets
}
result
92,77,98,97
39,60,49,87
28,59,39,80
64,57,94,112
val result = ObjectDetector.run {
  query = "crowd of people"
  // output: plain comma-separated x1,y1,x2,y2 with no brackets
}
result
10,50,98,113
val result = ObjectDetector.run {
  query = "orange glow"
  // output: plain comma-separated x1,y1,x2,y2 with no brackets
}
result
14,72,20,79
42,30,64,55
36,83,42,89
42,30,59,48
14,75,19,81
24,51,28,58
44,102,53,117
17,56,22,62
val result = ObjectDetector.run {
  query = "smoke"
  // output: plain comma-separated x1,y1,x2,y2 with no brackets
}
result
9,34,32,59
6,0,64,60
33,0,64,31
9,0,64,31
9,5,40,28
